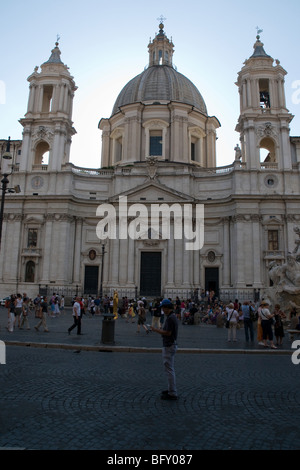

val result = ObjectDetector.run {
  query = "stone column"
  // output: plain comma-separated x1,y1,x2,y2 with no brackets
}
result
101,129,110,168
41,214,54,283
247,80,252,107
59,83,65,111
166,224,175,287
234,215,245,287
8,215,23,281
0,215,8,280
174,238,182,286
222,217,231,287
182,237,190,286
73,217,83,284
56,215,72,283
252,214,262,287
19,128,31,171
110,238,120,286
27,83,36,113
193,249,200,289
119,239,127,284
127,237,135,286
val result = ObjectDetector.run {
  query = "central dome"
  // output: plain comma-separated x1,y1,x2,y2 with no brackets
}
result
99,23,219,169
111,64,207,116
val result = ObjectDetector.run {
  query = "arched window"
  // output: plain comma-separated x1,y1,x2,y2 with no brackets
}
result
25,261,35,283
34,141,50,166
259,137,276,164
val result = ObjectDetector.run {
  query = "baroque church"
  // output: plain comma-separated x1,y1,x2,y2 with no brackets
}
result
1,22,300,302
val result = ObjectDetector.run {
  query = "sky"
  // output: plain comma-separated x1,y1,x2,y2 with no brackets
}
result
1,0,300,169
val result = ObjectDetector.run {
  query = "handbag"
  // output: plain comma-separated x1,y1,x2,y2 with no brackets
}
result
226,310,234,328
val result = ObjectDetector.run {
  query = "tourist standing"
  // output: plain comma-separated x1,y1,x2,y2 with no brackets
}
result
259,300,277,349
273,304,286,346
151,299,178,400
225,303,240,342
242,301,255,343
7,295,16,332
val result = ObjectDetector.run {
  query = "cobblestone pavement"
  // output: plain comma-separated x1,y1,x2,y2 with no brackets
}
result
0,308,299,451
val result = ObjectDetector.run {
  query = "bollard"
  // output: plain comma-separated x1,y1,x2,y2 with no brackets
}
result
101,313,115,344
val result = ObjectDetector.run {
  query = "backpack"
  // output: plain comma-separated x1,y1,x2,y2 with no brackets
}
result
250,306,258,321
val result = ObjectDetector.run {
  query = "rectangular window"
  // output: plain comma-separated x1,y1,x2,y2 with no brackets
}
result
268,230,278,251
28,229,38,248
158,50,163,65
115,138,122,162
191,142,195,161
150,132,162,156
259,79,270,108
42,85,53,112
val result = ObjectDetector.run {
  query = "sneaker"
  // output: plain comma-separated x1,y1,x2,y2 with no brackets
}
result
161,393,178,401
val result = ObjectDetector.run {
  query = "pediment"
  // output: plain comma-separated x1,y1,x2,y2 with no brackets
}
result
108,181,194,204
262,216,283,226
24,215,44,225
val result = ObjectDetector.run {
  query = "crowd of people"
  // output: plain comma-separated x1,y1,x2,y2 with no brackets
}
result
3,292,65,333
2,291,300,348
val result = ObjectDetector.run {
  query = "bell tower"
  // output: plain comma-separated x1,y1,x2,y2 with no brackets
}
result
19,41,77,172
235,33,294,170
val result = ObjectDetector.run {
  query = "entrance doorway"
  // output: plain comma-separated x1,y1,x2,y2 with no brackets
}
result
84,265,99,295
140,252,161,297
205,267,219,297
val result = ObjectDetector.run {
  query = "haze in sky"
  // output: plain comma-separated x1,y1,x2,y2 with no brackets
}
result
1,0,300,168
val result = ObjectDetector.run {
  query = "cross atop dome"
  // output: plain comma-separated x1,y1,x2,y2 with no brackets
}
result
157,15,167,27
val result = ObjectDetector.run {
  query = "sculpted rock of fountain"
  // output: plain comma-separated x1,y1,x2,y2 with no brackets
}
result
263,227,300,312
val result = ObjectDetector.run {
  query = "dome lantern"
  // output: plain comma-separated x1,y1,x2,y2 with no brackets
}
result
148,21,174,67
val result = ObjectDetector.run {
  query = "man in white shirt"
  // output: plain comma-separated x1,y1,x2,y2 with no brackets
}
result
68,297,82,335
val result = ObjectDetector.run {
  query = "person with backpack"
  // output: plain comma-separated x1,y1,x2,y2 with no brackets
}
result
224,302,240,342
33,294,41,318
241,300,256,343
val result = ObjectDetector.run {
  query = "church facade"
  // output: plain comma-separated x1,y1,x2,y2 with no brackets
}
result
1,22,300,302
